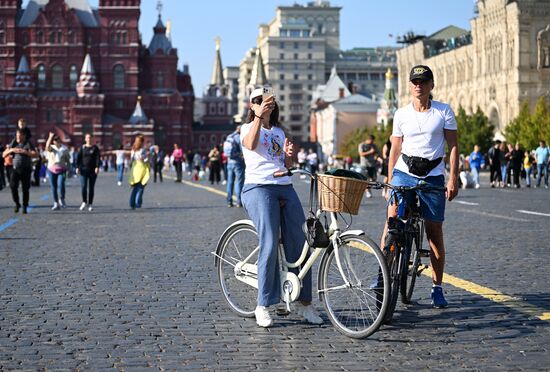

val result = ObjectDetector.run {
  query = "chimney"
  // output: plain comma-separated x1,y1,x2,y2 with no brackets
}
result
339,88,345,98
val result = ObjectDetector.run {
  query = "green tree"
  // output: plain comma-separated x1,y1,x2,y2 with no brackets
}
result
505,96,550,150
455,106,494,155
340,121,393,161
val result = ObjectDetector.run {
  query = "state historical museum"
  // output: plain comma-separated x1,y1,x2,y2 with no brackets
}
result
0,0,195,150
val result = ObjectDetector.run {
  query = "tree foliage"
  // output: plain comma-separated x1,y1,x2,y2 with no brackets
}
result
455,106,494,155
505,96,550,150
340,121,393,161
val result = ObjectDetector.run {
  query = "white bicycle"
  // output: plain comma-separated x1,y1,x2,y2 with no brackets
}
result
213,168,390,338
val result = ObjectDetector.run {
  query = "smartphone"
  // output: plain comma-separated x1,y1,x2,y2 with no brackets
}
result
262,87,274,100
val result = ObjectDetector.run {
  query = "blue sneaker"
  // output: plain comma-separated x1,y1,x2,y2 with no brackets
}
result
431,286,448,308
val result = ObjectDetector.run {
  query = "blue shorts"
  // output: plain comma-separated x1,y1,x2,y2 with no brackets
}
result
389,169,446,222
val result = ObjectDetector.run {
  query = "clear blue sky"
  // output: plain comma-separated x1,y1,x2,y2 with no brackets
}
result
25,0,475,96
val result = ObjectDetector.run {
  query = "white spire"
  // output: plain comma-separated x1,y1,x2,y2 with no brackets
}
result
81,53,95,74
129,96,148,124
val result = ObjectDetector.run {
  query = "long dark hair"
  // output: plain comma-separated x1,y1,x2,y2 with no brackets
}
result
246,97,280,126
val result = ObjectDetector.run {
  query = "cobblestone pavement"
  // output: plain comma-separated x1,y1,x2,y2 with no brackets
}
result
1,171,549,370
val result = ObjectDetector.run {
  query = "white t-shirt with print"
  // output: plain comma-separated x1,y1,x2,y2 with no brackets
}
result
241,122,290,185
392,100,457,178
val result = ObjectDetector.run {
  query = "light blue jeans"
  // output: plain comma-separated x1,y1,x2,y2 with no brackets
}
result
536,163,548,187
471,166,480,186
116,163,124,183
226,161,245,205
47,170,66,204
129,183,145,208
241,184,311,306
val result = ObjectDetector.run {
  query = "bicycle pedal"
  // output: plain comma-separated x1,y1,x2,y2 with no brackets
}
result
417,264,429,275
419,249,430,257
276,306,290,316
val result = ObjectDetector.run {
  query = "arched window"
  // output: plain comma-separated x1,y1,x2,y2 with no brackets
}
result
37,64,46,88
121,32,127,44
69,65,78,88
22,31,29,45
68,30,75,44
0,31,5,44
57,30,62,44
156,71,165,88
36,31,43,44
113,64,125,88
52,65,63,89
49,32,55,44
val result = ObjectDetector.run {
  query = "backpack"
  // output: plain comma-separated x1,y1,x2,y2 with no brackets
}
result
223,133,242,160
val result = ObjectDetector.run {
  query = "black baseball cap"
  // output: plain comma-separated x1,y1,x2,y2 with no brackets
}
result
409,65,434,82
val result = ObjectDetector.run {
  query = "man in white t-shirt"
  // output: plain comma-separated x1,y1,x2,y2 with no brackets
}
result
383,65,459,308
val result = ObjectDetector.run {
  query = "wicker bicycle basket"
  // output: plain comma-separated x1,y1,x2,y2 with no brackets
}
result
317,174,369,215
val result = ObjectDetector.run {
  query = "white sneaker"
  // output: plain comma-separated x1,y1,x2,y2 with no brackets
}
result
222,180,227,185
88,205,93,212
475,184,480,189
294,302,323,325
51,202,60,211
79,202,87,211
58,199,66,208
117,181,122,186
254,306,273,328
366,190,372,198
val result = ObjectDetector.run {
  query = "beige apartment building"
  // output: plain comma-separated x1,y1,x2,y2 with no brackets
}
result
397,0,550,136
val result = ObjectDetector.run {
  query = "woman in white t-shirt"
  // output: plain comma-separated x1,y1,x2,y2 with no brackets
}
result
240,88,323,328
45,132,71,210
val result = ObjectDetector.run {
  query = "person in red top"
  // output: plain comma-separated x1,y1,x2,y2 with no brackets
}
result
172,144,184,182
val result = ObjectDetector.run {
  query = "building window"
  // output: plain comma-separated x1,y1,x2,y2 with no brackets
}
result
218,102,225,114
307,74,313,80
290,93,302,101
290,114,303,122
308,84,313,90
279,94,285,101
307,53,312,60
303,30,310,37
69,65,78,88
280,29,288,37
308,42,313,49
294,42,299,49
279,41,285,49
280,74,285,80
294,53,298,60
156,71,165,88
57,30,62,43
22,31,29,45
280,53,284,60
115,99,124,109
359,73,368,80
0,31,4,45
291,125,301,132
68,30,75,44
113,64,125,88
209,104,216,115
82,122,93,135
49,32,56,44
294,74,299,80
52,65,63,89
290,30,300,37
280,84,285,90
37,64,46,88
289,84,302,90
122,32,127,44
36,31,43,44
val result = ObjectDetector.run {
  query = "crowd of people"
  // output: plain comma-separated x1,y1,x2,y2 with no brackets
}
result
0,119,248,212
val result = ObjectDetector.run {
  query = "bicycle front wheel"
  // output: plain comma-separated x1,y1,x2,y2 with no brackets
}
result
401,221,424,304
216,222,259,318
318,235,389,339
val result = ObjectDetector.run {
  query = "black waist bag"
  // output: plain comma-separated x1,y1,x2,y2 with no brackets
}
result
402,154,442,177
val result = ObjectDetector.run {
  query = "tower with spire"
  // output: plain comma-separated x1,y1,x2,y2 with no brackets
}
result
237,44,269,124
376,68,397,127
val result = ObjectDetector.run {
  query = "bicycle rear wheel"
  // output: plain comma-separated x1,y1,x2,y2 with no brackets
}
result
216,222,259,318
318,235,389,339
383,237,404,324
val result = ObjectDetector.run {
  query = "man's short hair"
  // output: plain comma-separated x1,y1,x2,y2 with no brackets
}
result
495,140,502,144
18,118,26,126
368,134,375,141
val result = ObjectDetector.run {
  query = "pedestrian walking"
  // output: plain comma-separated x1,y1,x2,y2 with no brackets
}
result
503,143,513,187
241,87,323,328
113,145,126,186
128,134,150,209
2,128,37,213
45,132,70,210
358,134,379,198
487,140,501,188
151,145,164,182
297,148,307,170
306,148,318,175
224,126,245,207
382,65,459,308
172,144,184,182
207,145,222,184
524,150,534,188
534,140,549,188
76,133,100,212
468,145,484,189
511,143,523,188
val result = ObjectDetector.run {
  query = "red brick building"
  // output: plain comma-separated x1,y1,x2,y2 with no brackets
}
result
0,0,194,151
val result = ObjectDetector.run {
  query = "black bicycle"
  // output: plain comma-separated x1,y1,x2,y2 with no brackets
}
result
368,181,446,323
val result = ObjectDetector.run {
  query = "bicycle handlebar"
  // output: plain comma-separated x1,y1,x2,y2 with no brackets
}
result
273,168,313,178
367,181,446,193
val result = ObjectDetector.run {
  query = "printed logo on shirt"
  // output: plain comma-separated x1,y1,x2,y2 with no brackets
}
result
262,132,284,161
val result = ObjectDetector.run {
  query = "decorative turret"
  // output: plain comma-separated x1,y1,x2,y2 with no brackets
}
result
210,36,224,87
248,46,268,88
76,54,99,97
377,67,397,126
129,96,148,124
13,55,34,93
147,2,172,55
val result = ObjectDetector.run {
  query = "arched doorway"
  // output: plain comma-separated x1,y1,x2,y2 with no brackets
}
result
489,107,501,131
